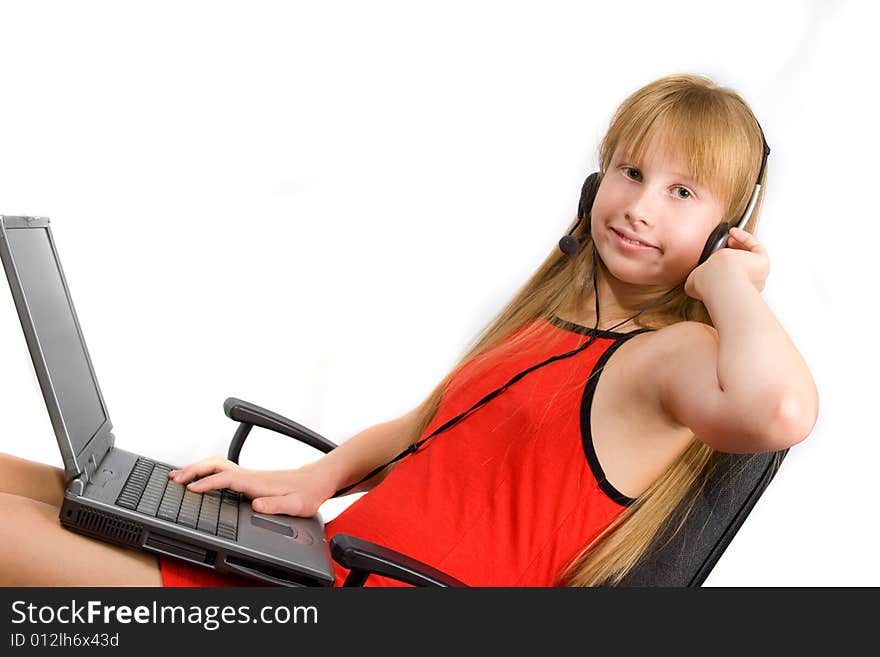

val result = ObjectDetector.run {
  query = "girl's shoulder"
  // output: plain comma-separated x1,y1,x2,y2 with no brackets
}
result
631,320,718,356
618,319,717,362
612,320,718,421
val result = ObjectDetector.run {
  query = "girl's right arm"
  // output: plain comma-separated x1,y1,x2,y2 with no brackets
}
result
310,407,422,496
170,407,422,516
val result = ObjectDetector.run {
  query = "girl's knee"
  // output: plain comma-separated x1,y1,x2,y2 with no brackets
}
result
0,453,66,506
0,492,162,586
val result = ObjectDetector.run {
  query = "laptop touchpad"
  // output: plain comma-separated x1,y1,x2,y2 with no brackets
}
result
250,514,296,538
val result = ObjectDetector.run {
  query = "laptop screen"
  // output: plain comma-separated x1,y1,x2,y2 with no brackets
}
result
4,226,107,458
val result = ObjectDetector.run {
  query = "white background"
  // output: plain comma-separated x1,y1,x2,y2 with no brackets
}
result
1,0,876,586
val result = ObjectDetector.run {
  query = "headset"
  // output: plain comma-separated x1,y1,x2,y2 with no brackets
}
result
330,122,770,499
562,121,770,265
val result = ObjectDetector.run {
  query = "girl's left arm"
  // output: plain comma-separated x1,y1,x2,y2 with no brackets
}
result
684,226,820,447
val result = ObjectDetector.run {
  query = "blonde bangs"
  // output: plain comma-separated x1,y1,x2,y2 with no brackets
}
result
598,75,764,224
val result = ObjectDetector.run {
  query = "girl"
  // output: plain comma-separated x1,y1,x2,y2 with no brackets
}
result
0,73,818,587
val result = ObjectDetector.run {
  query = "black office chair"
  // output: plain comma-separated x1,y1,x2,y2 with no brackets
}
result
223,397,787,587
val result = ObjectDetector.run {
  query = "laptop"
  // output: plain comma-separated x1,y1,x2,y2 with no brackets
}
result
0,215,335,587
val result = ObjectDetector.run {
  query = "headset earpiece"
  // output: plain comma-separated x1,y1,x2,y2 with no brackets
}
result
577,172,601,220
560,172,601,255
697,222,732,267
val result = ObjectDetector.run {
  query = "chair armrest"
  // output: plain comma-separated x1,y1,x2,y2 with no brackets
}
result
223,396,338,463
330,533,468,587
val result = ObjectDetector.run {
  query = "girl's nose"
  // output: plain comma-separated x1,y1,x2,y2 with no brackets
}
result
624,185,662,226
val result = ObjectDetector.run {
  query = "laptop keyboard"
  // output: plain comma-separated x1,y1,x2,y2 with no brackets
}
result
115,458,240,541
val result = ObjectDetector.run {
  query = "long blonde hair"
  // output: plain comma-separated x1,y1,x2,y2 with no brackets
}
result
392,73,774,586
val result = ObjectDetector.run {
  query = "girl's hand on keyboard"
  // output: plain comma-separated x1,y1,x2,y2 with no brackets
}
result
168,457,335,518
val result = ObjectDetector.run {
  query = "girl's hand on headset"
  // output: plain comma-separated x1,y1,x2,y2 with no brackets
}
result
168,457,337,518
684,226,770,302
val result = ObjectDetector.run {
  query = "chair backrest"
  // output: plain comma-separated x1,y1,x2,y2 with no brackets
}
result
617,448,788,587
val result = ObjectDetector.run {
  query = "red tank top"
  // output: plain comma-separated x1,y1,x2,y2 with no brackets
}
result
323,315,654,587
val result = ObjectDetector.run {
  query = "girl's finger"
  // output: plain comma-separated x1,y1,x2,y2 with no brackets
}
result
170,456,234,483
729,227,764,252
169,464,215,484
726,234,746,250
185,471,232,492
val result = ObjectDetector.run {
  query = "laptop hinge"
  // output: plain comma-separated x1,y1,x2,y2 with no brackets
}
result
81,453,99,485
77,431,114,485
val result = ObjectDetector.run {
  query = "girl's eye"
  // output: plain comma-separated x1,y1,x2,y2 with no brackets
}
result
674,186,692,199
623,166,641,180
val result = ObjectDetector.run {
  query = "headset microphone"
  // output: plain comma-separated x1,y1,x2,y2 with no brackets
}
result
557,234,580,256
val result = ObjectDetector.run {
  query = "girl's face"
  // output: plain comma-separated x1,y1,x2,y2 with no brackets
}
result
590,137,727,288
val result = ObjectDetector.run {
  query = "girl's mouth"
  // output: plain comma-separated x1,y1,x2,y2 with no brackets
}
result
611,228,659,252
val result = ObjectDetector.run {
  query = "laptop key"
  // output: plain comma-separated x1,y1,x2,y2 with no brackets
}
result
197,491,222,535
136,465,171,517
116,494,139,510
177,488,203,529
157,480,185,522
217,492,240,541
116,459,155,509
129,459,153,484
